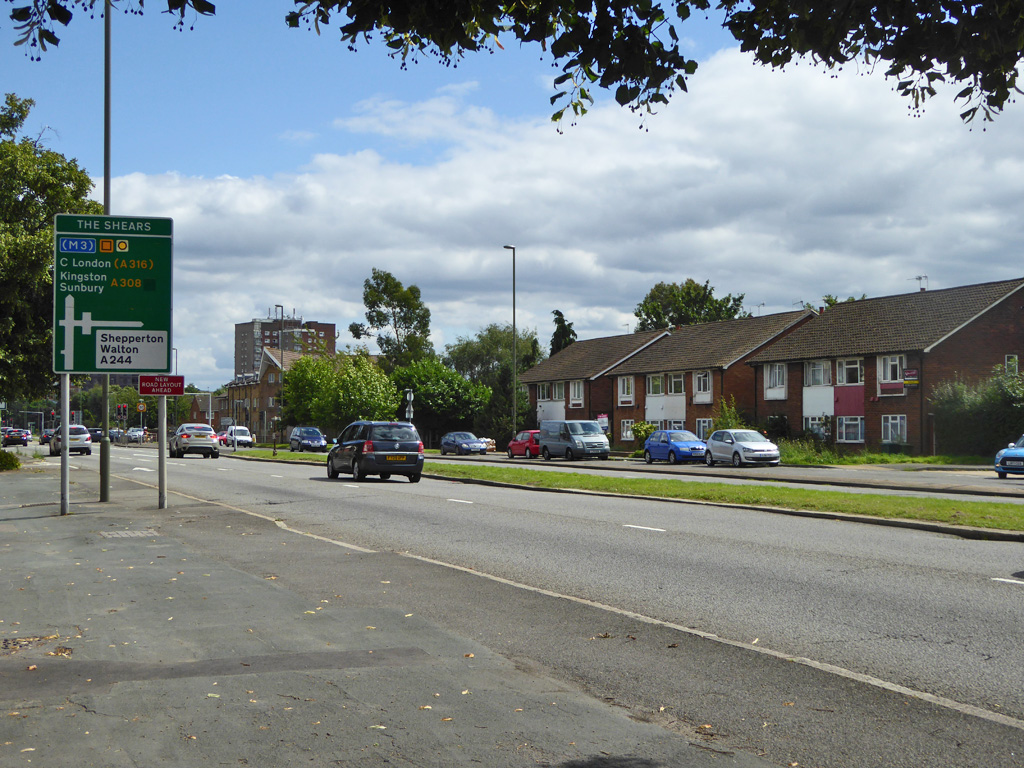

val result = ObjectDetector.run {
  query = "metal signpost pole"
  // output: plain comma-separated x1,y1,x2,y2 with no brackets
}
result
60,376,69,516
158,395,167,509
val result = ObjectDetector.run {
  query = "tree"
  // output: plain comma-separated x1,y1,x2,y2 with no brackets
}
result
1,93,102,400
550,310,577,356
9,0,1021,123
444,323,543,441
348,268,434,373
804,293,867,310
634,279,747,331
390,358,491,440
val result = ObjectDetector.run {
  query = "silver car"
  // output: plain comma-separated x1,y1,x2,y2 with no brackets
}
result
170,423,220,459
704,429,780,467
50,425,92,456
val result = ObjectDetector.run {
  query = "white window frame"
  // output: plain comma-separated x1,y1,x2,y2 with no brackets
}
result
836,416,865,443
647,374,664,396
1007,355,1019,375
667,373,685,395
768,363,786,389
537,383,551,401
569,380,584,408
881,414,907,444
879,354,905,383
620,419,635,441
695,418,714,440
836,358,863,385
666,419,684,430
803,415,827,437
618,376,634,406
803,360,832,387
552,381,565,401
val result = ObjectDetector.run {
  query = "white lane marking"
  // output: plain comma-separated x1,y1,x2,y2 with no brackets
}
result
216,467,229,471
992,577,1024,586
343,484,359,488
624,524,666,532
132,467,155,472
448,499,474,504
271,475,283,478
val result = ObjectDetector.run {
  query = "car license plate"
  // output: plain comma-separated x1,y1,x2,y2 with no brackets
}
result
1007,460,1024,467
386,455,407,462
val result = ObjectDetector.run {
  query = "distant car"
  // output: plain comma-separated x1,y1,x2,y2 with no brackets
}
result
3,429,29,447
326,420,423,482
507,429,541,458
216,431,229,446
170,423,220,459
108,428,125,441
88,427,104,443
127,427,145,443
50,425,92,456
226,425,254,448
439,431,488,456
994,436,1024,478
704,429,780,467
39,428,55,445
643,429,706,465
289,426,328,452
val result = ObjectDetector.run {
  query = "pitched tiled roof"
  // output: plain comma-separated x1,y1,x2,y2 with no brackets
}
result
747,278,1024,363
607,310,811,375
519,329,669,383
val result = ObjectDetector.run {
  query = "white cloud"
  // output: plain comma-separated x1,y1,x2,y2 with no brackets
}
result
109,47,1024,390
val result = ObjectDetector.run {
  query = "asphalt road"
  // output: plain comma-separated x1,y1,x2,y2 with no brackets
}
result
20,444,1024,766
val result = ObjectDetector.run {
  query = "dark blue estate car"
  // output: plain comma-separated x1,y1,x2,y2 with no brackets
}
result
327,421,423,482
994,435,1024,478
439,431,488,456
643,429,706,464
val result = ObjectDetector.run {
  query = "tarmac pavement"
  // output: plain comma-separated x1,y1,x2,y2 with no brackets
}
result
1,458,773,768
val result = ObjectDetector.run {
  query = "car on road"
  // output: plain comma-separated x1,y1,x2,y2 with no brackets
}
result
3,428,29,447
507,429,541,458
88,427,104,443
109,428,125,441
327,420,423,482
704,429,780,467
169,423,220,459
643,429,706,464
39,428,55,445
226,425,254,448
127,427,146,443
50,425,92,456
439,431,488,456
289,426,328,452
994,435,1024,478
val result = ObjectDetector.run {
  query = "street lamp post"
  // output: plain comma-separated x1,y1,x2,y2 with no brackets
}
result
503,245,517,433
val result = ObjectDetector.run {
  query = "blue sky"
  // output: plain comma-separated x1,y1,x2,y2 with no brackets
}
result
6,3,1024,391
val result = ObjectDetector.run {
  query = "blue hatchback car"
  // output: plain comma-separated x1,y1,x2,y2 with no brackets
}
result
643,429,706,464
440,431,488,455
994,435,1024,478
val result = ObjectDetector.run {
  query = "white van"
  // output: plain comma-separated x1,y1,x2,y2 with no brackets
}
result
226,425,254,447
539,420,610,460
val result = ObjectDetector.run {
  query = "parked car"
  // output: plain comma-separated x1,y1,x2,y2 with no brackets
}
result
216,431,229,445
539,420,610,460
225,425,254,448
50,425,92,456
994,436,1024,478
439,431,488,456
704,429,780,467
169,423,220,459
507,429,541,458
3,428,29,447
643,429,706,464
39,428,55,445
327,421,423,482
127,427,146,443
289,426,328,452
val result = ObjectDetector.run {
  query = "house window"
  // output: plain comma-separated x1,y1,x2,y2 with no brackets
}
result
804,360,832,386
694,371,711,394
666,419,684,430
537,383,551,400
882,414,907,443
647,375,664,396
268,372,276,384
695,418,714,440
1007,355,1019,375
879,355,905,382
768,363,786,389
667,373,685,395
836,416,864,443
618,376,634,406
267,397,275,408
621,420,635,441
569,380,584,407
552,381,565,401
837,359,863,385
803,416,828,438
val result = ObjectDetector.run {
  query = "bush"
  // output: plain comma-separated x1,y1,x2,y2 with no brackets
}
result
631,421,658,444
0,449,21,471
930,367,1024,455
778,437,839,465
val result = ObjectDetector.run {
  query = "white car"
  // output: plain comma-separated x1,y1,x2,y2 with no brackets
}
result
127,427,146,443
50,425,92,456
170,423,220,459
704,429,780,467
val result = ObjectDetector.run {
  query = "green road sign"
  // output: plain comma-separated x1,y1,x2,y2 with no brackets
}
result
52,215,173,374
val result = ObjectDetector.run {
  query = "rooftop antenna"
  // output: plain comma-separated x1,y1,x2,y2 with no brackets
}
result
911,275,928,291
754,302,766,316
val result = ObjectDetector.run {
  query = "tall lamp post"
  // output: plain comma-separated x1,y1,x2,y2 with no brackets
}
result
503,245,517,433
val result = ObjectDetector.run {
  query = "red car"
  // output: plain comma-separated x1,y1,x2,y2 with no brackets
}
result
507,429,541,458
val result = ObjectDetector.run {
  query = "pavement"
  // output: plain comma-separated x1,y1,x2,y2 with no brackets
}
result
0,456,774,768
